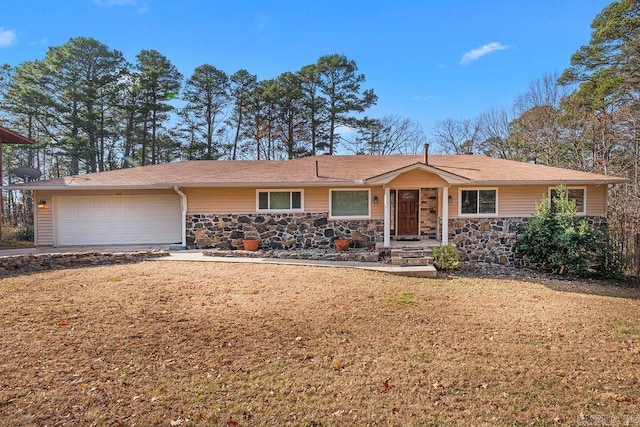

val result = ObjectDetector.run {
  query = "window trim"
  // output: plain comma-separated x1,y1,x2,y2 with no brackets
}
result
256,189,304,212
548,186,587,216
458,187,499,217
329,188,371,219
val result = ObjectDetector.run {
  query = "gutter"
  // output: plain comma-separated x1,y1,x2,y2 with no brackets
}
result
173,186,187,249
1,181,368,191
470,179,631,185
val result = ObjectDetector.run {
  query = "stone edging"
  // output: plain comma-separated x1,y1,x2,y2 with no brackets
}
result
0,250,170,276
203,248,381,263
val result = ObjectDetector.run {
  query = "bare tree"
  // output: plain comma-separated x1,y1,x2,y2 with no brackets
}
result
341,115,426,155
431,117,484,154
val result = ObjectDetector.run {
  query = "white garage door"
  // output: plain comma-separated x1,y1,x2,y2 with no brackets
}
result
56,194,182,246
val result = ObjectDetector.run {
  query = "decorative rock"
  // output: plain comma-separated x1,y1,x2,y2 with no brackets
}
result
0,250,169,276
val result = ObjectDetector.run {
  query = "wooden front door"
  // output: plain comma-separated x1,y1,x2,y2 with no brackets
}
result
397,190,419,236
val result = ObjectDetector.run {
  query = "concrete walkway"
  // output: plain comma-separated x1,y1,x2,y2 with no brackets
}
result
0,246,437,278
157,250,437,278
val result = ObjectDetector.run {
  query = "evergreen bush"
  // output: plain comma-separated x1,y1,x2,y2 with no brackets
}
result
432,244,460,272
517,185,601,274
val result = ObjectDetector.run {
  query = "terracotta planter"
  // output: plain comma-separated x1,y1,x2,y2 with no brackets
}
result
334,238,350,252
242,239,260,251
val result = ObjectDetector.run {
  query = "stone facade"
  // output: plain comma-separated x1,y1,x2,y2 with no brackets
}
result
187,213,384,250
449,216,607,266
187,213,609,265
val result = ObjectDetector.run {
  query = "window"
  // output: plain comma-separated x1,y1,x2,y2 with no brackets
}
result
330,189,370,218
257,190,303,211
459,188,497,216
549,187,586,215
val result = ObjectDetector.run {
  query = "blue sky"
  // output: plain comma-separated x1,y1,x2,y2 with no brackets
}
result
1,0,611,139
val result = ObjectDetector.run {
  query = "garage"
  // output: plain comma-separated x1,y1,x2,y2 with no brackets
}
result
55,194,182,246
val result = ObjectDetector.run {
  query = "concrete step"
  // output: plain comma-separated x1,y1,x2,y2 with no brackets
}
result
391,256,433,266
390,244,434,267
391,248,433,257
387,265,437,278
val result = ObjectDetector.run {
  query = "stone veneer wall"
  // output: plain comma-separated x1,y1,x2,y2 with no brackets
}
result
187,213,384,250
0,250,169,276
449,216,607,266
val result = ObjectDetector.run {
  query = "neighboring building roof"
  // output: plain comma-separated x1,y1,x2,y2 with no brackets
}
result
4,154,629,190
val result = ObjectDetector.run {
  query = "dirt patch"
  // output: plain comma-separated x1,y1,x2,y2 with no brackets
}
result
1,261,639,425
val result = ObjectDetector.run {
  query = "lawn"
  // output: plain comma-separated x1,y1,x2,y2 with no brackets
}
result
1,261,639,426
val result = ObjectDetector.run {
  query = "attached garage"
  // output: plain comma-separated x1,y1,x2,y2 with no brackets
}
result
54,194,182,246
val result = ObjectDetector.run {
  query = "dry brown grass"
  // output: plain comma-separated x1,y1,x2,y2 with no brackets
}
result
1,261,639,426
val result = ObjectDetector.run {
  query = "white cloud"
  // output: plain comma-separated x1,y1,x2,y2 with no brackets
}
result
411,95,434,101
0,28,17,48
93,0,136,6
93,0,147,13
460,42,509,65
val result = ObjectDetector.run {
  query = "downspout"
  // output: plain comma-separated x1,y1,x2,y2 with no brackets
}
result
173,186,187,249
33,190,39,247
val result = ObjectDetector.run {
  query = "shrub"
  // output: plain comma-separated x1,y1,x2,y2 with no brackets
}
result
432,244,460,272
14,226,34,242
517,184,601,274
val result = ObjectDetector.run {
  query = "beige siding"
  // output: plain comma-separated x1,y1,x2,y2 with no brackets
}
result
448,184,607,218
387,169,449,189
185,187,255,213
34,191,54,246
586,184,606,216
496,185,548,217
185,186,385,218
299,187,326,212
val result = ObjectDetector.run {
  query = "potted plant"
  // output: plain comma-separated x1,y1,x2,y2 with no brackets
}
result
334,238,350,252
242,236,260,251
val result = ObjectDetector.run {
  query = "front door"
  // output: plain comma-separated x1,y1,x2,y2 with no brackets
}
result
397,190,419,236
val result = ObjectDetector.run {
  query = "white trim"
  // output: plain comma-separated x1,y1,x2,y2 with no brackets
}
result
365,162,471,185
442,187,449,245
548,186,587,216
173,186,187,248
255,189,304,213
329,188,371,219
52,195,58,246
384,188,391,247
458,187,499,217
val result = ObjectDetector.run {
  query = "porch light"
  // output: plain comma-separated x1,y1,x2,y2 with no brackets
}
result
37,200,47,209
448,195,453,203
373,195,379,204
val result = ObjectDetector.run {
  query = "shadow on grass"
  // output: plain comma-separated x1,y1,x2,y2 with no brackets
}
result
452,264,640,300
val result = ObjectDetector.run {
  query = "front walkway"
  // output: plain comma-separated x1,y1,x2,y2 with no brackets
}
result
158,250,437,278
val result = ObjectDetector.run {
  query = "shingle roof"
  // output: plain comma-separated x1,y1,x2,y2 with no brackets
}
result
4,154,629,190
0,126,36,145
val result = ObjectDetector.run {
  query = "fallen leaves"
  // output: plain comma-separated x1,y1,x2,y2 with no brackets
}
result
1,262,639,426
